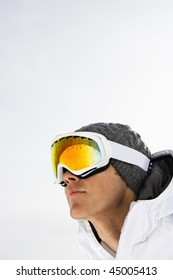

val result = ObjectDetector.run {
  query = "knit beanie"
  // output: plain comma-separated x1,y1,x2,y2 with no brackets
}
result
76,122,151,194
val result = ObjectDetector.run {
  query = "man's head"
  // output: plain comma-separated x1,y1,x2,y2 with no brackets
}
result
51,122,151,220
76,122,151,195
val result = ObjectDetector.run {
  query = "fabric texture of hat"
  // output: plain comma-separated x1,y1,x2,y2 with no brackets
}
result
76,122,151,194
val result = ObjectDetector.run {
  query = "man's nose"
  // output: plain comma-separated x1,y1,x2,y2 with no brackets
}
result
63,170,80,186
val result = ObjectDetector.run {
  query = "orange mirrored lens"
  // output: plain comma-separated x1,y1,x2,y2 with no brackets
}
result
51,136,101,177
59,144,101,170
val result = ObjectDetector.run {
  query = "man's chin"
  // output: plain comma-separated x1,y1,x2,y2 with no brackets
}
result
70,209,87,220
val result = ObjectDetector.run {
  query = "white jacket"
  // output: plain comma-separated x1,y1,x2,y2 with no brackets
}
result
78,151,173,259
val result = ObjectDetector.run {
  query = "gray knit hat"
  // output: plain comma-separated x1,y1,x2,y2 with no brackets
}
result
76,122,151,194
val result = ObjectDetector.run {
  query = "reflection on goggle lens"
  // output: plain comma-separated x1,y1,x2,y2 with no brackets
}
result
51,136,102,178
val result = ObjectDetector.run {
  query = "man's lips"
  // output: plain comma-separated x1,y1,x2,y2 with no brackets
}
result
69,190,86,197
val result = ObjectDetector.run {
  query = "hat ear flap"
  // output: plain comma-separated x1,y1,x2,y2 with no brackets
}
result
138,152,173,200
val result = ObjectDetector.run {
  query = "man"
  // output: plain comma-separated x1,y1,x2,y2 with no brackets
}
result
51,122,173,259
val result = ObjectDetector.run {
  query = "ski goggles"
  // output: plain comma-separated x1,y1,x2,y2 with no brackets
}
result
51,132,150,186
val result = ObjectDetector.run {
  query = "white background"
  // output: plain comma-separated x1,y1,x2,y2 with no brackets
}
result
0,0,172,259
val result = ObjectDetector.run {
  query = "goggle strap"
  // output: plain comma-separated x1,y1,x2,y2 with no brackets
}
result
109,140,150,172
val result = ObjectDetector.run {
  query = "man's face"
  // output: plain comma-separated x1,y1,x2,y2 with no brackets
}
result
64,165,129,221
